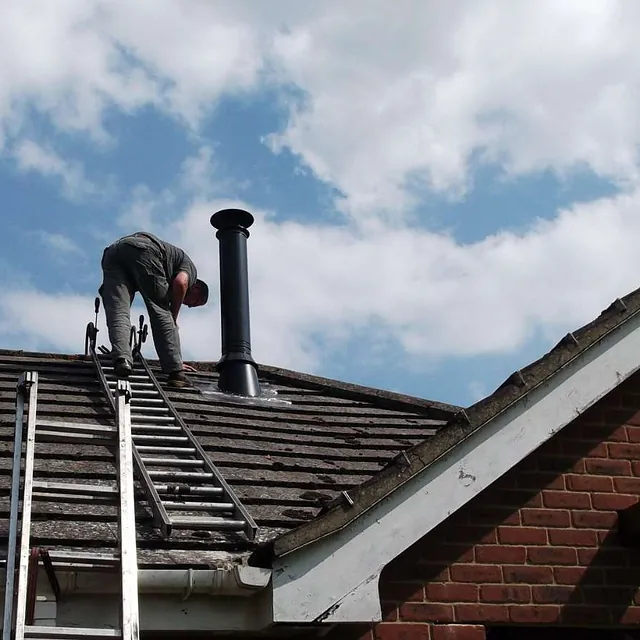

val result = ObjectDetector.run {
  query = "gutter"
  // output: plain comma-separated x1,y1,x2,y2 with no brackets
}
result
1,567,272,600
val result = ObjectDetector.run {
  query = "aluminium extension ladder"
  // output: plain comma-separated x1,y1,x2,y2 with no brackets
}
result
3,372,140,640
85,309,257,540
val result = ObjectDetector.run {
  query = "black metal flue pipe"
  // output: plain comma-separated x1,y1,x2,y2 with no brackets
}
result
210,208,261,397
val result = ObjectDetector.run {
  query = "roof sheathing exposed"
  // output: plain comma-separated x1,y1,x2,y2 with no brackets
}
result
270,289,640,557
0,349,458,566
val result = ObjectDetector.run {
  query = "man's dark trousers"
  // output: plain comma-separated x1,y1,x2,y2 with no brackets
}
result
99,236,183,373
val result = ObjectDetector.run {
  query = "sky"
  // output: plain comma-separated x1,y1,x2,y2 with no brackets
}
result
1,0,640,407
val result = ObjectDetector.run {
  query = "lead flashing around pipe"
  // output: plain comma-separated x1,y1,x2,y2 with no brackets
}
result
270,308,640,623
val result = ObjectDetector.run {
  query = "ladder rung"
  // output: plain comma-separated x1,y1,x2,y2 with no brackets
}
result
163,501,234,511
33,491,116,505
141,457,204,467
154,484,223,496
36,421,115,435
47,551,120,566
131,406,170,414
33,481,117,496
149,471,215,481
132,434,188,443
105,374,148,381
132,415,175,423
108,381,154,389
129,390,161,398
36,430,114,445
132,425,181,433
135,446,196,455
130,397,163,405
49,551,120,571
170,516,247,531
24,626,121,639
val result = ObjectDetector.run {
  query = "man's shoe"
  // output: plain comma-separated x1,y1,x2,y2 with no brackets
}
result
167,371,191,388
113,358,133,378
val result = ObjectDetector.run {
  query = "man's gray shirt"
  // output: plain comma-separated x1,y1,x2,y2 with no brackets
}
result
123,232,198,292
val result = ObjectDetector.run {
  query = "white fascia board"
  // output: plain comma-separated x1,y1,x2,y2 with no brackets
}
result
272,314,640,623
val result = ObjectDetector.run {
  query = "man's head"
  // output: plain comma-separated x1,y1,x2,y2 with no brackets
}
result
184,279,209,308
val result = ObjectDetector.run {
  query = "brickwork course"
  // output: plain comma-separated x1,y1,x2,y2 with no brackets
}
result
345,373,640,640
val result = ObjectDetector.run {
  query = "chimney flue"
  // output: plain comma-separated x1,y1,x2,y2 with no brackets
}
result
210,208,261,397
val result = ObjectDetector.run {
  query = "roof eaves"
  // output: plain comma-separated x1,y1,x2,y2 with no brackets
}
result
266,288,640,559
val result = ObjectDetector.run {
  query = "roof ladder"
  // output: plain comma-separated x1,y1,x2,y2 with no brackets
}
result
85,302,257,540
3,372,140,640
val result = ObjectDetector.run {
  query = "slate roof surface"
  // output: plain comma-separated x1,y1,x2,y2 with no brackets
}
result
0,349,459,567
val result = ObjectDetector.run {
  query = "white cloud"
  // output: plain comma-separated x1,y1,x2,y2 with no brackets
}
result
0,288,153,358
468,381,488,403
5,1,640,392
5,187,640,376
4,2,640,217
266,0,640,215
0,0,265,143
35,231,85,259
13,140,98,200
168,189,640,369
178,145,216,197
118,185,174,232
0,1,157,142
0,290,94,353
118,146,217,233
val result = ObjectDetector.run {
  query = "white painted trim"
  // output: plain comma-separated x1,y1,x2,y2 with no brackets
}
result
272,313,640,623
0,567,271,598
0,567,273,633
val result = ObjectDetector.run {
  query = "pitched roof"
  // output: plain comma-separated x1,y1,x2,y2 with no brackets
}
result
0,349,459,566
270,290,640,558
269,288,640,624
7,289,636,575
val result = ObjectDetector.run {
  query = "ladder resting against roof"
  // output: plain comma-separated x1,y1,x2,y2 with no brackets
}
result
3,372,140,640
85,307,257,540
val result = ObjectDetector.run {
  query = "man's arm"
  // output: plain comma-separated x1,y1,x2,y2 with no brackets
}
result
170,271,190,324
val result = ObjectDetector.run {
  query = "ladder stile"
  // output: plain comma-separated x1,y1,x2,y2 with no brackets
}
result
3,372,35,640
136,355,258,540
91,348,116,413
14,371,39,640
6,369,138,639
90,342,172,536
131,447,172,536
115,380,140,640
90,322,257,542
6,312,260,638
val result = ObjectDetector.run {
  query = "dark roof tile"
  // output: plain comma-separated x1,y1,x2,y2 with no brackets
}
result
0,349,457,566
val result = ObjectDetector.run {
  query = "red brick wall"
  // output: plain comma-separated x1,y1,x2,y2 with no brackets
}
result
367,374,640,640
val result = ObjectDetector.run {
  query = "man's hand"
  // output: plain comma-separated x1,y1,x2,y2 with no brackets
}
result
183,363,198,372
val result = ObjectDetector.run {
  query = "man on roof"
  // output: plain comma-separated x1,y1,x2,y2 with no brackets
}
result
99,231,209,388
